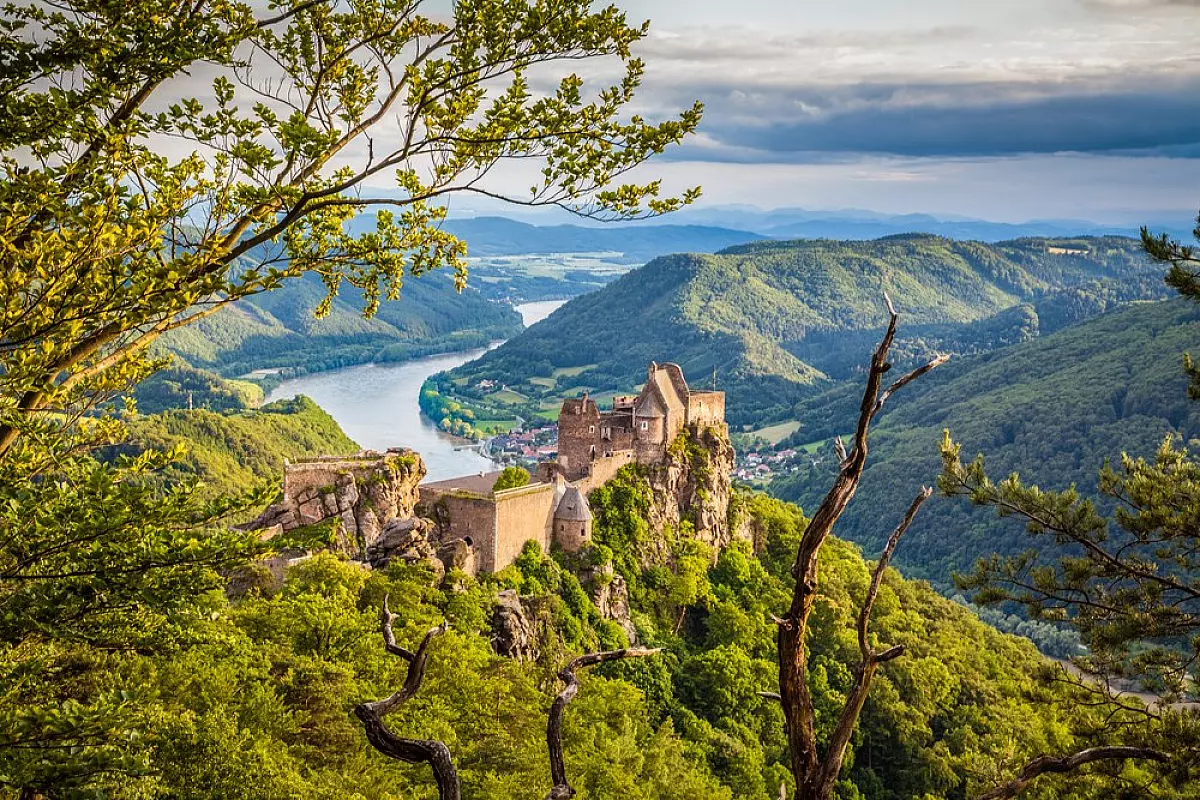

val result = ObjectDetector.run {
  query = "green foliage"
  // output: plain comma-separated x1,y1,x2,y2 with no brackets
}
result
0,446,266,793
0,0,700,455
121,395,358,499
47,555,728,800
941,433,1200,701
158,272,523,383
493,466,532,492
438,236,1164,428
1144,213,1200,398
772,299,1200,588
132,363,264,414
420,383,483,440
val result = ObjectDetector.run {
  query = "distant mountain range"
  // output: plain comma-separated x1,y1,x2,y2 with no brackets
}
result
440,217,762,262
436,235,1169,427
423,206,1196,256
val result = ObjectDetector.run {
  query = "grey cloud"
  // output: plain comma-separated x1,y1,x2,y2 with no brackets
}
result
651,78,1200,162
636,25,978,64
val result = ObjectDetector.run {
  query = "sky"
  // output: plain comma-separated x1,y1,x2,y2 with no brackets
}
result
542,0,1200,224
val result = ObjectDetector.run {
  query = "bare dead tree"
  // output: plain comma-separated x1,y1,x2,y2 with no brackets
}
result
544,648,661,800
776,296,948,800
355,598,460,800
975,746,1170,800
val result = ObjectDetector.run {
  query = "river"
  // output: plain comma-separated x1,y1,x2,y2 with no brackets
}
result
265,300,567,481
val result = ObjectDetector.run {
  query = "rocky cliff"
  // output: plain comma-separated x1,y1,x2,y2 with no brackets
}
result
642,423,742,555
246,449,428,557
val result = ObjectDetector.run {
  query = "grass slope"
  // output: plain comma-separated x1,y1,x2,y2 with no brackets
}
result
770,298,1200,586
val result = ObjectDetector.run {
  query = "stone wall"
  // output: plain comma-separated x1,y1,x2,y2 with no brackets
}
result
422,490,498,572
554,518,590,552
557,397,601,479
688,391,725,427
493,482,557,569
246,449,425,556
575,450,637,496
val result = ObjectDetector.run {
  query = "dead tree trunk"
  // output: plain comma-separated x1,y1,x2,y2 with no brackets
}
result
776,296,947,800
355,598,461,800
544,648,660,800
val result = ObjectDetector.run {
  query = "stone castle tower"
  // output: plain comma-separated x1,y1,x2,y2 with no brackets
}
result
557,361,726,481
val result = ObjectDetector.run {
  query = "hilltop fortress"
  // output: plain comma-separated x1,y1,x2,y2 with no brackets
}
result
420,362,728,574
557,361,726,481
249,362,730,578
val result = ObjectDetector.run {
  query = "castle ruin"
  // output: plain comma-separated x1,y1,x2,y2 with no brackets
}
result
248,362,728,579
419,361,727,574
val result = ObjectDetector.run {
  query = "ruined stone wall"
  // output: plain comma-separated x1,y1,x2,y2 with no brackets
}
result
576,450,637,496
687,391,726,427
421,489,498,573
557,399,601,480
248,450,425,556
493,482,557,569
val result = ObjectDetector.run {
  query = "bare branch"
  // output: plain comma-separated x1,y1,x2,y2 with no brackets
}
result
975,747,1170,800
856,488,933,663
776,296,947,800
354,605,459,800
545,648,660,800
874,354,950,415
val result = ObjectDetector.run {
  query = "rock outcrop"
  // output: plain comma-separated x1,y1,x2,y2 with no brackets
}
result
643,423,743,555
491,590,540,661
245,449,427,557
583,564,638,645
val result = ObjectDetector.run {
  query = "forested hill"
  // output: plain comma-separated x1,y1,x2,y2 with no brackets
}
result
440,235,1166,427
120,396,359,499
770,297,1200,586
160,270,522,379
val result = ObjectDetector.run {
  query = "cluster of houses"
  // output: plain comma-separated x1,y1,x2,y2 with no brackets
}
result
733,448,806,483
488,424,558,465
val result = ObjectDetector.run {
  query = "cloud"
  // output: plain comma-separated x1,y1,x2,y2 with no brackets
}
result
1083,0,1200,9
678,80,1200,161
614,11,1200,163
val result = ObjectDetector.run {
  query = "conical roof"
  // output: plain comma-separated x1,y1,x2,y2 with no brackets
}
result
555,486,592,522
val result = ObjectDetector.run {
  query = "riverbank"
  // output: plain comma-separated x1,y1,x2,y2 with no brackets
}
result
264,300,568,481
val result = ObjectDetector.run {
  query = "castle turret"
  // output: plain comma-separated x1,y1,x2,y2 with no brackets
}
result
553,486,592,552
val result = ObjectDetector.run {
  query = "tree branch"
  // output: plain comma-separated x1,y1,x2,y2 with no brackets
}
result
815,487,932,797
545,648,660,800
856,487,933,664
975,747,1169,800
776,295,947,799
354,599,460,800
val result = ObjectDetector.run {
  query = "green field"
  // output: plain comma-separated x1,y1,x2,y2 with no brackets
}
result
749,420,802,444
487,389,529,405
552,364,596,379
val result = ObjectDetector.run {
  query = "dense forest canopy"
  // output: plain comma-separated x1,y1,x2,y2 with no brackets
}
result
771,298,1200,586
